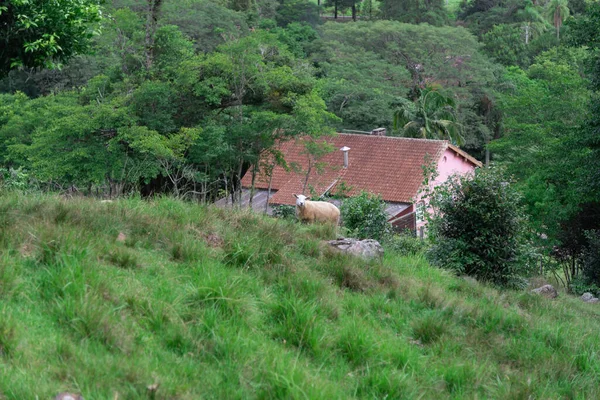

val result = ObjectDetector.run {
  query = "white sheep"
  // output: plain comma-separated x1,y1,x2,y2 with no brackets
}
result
293,194,340,225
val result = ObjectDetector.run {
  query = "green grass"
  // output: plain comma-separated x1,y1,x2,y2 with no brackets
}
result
0,192,599,399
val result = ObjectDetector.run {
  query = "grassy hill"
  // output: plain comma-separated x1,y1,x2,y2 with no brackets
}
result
0,193,599,399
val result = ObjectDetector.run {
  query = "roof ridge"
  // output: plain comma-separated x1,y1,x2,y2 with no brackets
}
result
336,132,449,144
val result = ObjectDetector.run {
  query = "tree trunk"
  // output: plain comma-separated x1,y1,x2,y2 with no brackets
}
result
249,164,257,209
302,160,312,194
265,171,274,214
334,0,338,19
352,4,357,21
145,0,163,73
525,24,530,45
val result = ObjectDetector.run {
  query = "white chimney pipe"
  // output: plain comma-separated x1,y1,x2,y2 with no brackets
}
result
340,146,350,168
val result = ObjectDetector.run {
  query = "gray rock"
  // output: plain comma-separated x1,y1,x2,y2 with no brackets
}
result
531,284,558,299
55,394,84,400
581,292,599,303
327,238,384,259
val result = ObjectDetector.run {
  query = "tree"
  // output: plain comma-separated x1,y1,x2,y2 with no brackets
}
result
0,0,103,77
393,86,464,145
545,0,569,40
516,2,547,45
483,24,530,67
489,51,592,267
315,41,410,132
380,0,448,26
427,167,533,287
144,0,164,72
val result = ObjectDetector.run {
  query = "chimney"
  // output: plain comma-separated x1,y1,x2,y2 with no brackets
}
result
340,146,350,168
371,127,386,136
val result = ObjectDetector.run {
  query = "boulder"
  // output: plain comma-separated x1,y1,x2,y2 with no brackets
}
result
581,292,599,303
327,238,384,260
531,284,558,299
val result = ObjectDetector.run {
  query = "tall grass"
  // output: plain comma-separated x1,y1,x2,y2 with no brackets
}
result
0,192,599,399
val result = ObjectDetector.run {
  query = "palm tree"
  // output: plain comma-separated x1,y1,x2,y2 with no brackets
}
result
516,1,547,44
545,0,569,41
393,86,464,145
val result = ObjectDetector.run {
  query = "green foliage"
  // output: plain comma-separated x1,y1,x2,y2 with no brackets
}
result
0,167,31,191
275,0,321,27
0,0,103,76
340,191,390,241
482,24,530,67
427,167,533,287
380,0,449,26
393,85,464,145
315,41,410,132
490,53,591,247
582,230,600,287
545,0,569,40
272,204,296,220
569,276,600,297
162,0,249,53
385,233,428,257
319,21,499,154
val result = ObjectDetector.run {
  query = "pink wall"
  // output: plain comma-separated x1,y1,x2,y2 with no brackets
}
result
415,148,478,231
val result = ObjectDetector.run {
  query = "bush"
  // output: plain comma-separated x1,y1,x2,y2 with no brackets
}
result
427,167,533,287
272,205,296,220
0,167,31,191
340,191,390,241
582,230,600,287
570,276,600,297
385,233,427,257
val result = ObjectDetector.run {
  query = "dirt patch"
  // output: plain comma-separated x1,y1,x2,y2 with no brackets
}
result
203,233,224,248
19,243,35,258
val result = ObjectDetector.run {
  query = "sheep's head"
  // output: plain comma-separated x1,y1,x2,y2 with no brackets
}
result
293,194,309,208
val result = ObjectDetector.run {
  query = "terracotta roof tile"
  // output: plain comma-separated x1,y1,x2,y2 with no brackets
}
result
241,133,452,205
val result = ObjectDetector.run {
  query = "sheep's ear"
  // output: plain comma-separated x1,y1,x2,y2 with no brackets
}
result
306,197,311,200
293,194,298,198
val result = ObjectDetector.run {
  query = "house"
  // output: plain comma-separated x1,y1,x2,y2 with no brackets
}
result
239,130,482,234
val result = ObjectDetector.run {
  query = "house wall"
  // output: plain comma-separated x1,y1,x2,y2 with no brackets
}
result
415,148,478,230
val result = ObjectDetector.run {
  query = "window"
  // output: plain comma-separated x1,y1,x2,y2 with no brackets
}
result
416,202,425,222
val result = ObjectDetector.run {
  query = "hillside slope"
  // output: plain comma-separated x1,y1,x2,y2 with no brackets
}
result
0,193,599,399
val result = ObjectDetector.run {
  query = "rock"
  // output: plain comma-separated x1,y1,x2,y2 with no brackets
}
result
327,238,384,259
581,292,599,303
55,394,84,400
531,284,558,299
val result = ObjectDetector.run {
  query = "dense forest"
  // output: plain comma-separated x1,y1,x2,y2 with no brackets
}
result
0,0,599,287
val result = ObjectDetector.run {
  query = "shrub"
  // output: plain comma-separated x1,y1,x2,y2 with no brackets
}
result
385,233,427,256
582,230,600,287
570,276,600,296
272,205,296,220
340,191,390,241
427,167,533,287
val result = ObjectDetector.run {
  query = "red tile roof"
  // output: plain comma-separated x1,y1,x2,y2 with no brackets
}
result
241,133,472,206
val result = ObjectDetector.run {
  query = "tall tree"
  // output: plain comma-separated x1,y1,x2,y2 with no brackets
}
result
516,1,547,45
545,0,569,40
145,0,164,72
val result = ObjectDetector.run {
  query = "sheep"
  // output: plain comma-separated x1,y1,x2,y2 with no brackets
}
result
293,194,340,225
